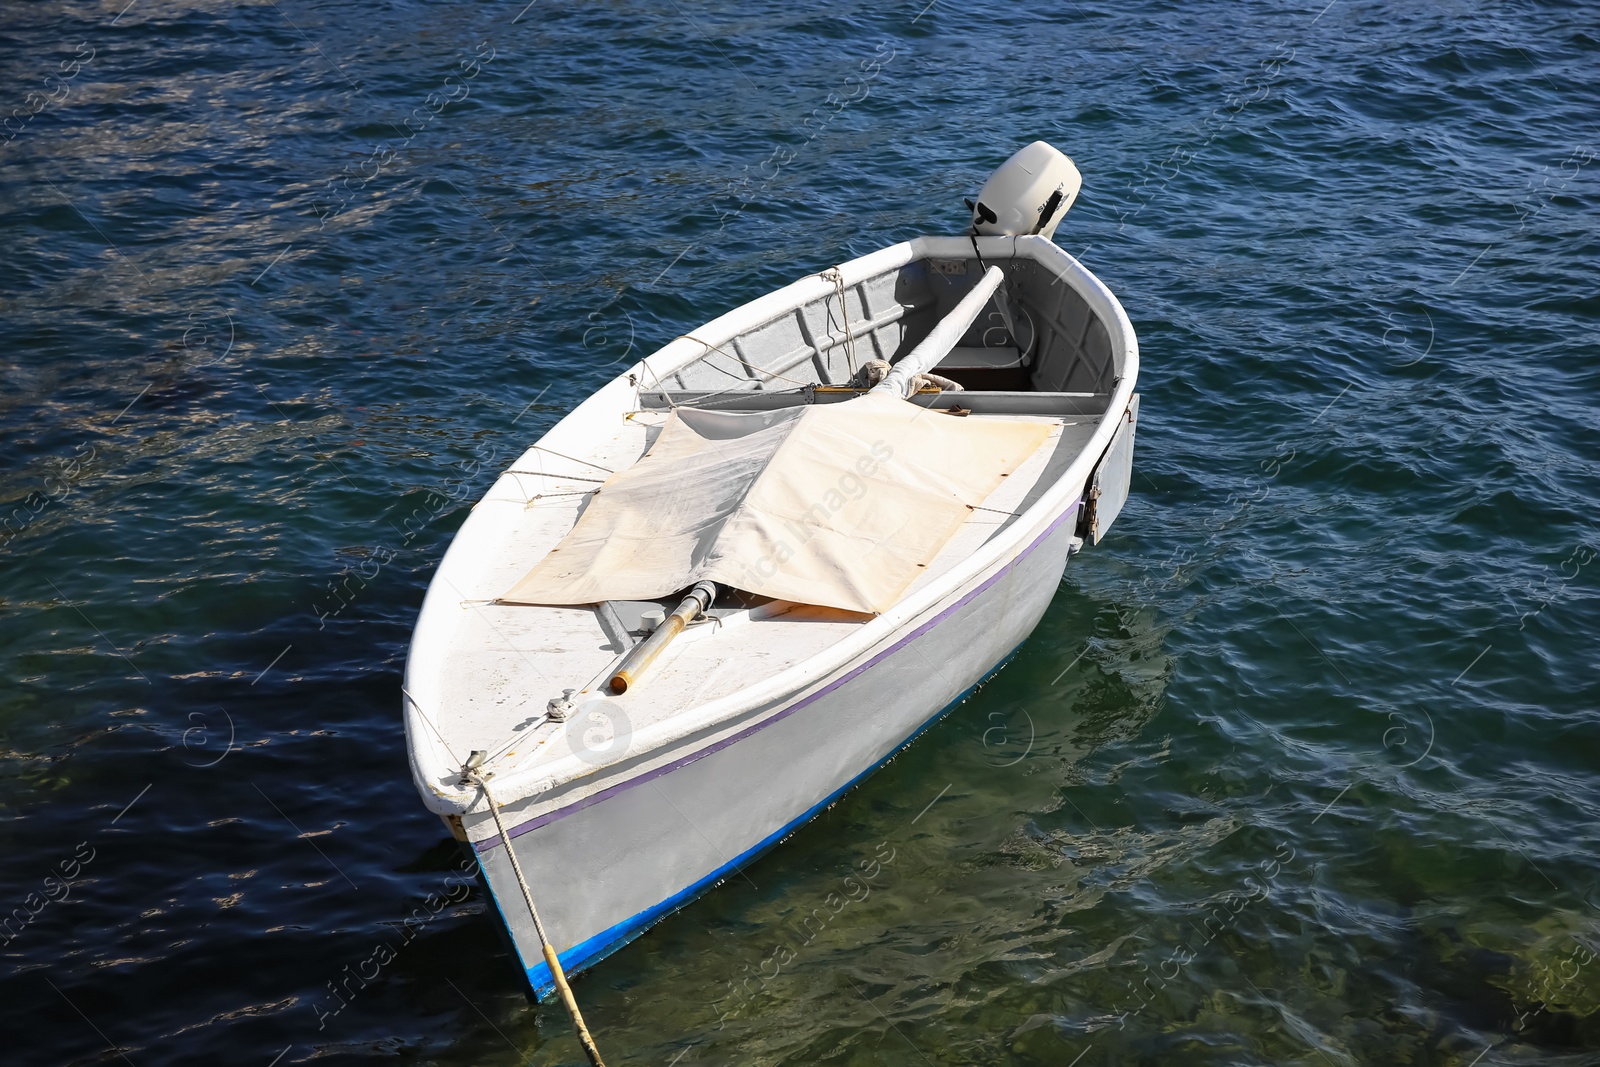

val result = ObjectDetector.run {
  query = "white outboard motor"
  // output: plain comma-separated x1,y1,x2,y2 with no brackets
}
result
969,141,1082,241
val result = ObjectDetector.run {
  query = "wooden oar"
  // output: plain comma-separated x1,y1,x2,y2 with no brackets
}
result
608,581,717,694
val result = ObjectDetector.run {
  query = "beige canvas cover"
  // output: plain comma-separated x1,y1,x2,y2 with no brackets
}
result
501,394,1052,615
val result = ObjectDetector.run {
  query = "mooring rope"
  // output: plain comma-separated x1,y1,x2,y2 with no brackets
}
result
460,756,607,1067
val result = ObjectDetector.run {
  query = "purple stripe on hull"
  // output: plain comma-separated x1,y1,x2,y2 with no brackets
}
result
476,499,1082,853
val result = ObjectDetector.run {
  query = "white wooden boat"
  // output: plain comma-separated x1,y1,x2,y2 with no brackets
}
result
404,143,1140,1000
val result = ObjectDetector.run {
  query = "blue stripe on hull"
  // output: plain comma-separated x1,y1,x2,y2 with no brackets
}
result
510,641,1028,1000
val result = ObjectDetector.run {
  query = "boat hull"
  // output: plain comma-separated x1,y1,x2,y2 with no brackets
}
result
467,499,1082,997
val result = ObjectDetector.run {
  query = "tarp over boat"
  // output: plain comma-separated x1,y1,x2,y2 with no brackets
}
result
501,393,1051,614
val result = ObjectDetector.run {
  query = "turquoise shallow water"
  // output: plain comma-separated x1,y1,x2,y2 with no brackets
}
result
2,1,1598,1064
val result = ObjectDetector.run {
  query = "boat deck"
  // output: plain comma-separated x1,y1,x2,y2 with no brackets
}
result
414,404,1097,793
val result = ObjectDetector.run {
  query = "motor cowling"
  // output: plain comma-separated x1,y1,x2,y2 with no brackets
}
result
969,141,1082,241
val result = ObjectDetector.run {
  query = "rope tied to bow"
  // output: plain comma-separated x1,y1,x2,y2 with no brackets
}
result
459,752,608,1067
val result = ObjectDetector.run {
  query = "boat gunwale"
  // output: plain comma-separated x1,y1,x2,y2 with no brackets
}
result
403,234,1140,817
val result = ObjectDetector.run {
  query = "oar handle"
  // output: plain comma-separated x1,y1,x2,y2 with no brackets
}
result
608,581,717,694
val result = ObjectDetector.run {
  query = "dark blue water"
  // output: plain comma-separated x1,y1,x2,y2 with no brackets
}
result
3,1,1598,1063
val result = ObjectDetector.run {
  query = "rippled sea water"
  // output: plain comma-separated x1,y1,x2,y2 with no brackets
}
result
2,1,1598,1063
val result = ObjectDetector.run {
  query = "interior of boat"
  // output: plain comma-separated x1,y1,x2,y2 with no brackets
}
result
638,252,1119,414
